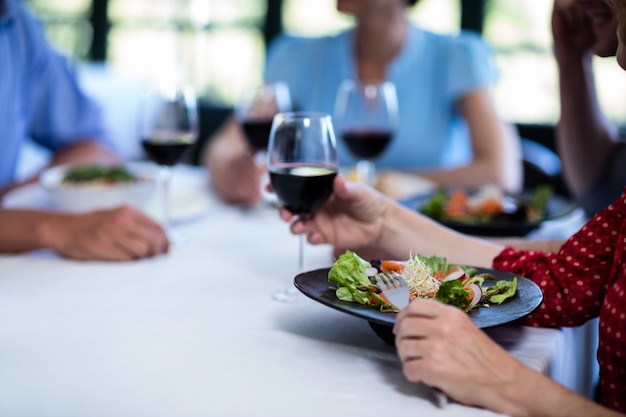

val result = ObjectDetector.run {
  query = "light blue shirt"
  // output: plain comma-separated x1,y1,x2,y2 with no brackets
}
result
265,24,496,170
0,0,112,189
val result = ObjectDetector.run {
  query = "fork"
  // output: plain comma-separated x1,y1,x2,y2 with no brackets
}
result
374,271,410,311
374,272,450,408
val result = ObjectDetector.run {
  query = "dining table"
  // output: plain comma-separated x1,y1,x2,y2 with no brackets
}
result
0,164,597,417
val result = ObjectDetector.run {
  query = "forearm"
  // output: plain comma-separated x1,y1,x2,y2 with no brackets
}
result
378,200,504,267
419,94,522,193
496,363,621,417
201,117,247,170
487,238,565,253
556,52,618,196
0,209,62,253
11,139,121,192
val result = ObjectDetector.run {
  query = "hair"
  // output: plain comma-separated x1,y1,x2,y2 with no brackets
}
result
407,0,420,6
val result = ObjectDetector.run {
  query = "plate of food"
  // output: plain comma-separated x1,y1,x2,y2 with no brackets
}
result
294,250,543,344
399,185,577,237
40,162,158,212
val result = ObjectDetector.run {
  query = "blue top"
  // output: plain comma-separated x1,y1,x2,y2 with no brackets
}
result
265,24,496,170
0,0,112,189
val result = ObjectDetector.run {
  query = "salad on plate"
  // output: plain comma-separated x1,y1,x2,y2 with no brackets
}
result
329,250,518,313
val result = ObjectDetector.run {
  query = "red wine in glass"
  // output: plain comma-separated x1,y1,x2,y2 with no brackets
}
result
269,163,337,217
141,132,195,166
237,83,291,154
141,83,198,238
341,129,393,160
267,111,338,302
241,119,274,151
334,80,398,184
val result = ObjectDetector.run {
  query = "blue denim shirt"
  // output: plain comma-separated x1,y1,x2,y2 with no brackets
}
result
0,0,112,188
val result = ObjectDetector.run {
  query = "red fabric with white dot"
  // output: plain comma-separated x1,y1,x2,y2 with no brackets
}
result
493,190,626,412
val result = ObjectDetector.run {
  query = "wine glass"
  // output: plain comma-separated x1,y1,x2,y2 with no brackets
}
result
334,80,398,185
268,112,338,302
235,82,292,165
141,82,198,238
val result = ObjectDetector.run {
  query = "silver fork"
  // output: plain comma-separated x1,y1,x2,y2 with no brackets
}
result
374,271,410,311
374,272,450,408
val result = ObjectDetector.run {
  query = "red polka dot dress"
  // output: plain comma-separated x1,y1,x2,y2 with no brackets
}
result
493,190,626,413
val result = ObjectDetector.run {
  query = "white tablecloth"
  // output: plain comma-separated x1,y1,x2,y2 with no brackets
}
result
0,166,592,417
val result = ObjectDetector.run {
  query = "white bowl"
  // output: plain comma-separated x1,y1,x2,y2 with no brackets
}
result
40,161,158,213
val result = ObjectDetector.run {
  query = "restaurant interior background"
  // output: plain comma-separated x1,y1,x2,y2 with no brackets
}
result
25,0,626,192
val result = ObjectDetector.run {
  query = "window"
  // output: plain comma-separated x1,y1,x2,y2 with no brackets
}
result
483,1,626,126
24,0,626,127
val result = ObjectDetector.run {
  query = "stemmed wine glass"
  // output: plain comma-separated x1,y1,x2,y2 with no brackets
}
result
268,112,338,302
334,80,398,185
236,82,292,165
141,82,198,239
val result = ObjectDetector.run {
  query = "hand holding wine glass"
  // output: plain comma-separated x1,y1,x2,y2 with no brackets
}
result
334,80,398,185
268,112,338,302
141,82,198,238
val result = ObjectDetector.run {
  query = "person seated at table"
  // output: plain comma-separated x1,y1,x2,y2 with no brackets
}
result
553,0,626,218
203,0,522,205
279,10,626,407
0,0,169,261
280,172,625,414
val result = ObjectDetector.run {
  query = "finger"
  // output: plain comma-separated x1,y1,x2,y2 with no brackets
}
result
394,299,440,332
395,333,427,362
113,234,153,259
289,218,307,235
307,230,325,244
279,208,295,222
108,207,169,256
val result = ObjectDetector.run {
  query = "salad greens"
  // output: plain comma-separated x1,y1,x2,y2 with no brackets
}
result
62,165,138,184
418,185,553,224
328,250,518,313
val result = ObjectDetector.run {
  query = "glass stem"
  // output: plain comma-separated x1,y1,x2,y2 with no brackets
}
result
160,165,173,230
299,232,305,273
356,159,375,185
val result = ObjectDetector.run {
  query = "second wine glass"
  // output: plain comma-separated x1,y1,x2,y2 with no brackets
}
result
334,80,398,185
141,82,198,238
236,82,292,164
268,112,338,302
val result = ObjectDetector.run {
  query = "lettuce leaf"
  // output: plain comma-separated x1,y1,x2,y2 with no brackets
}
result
328,251,375,305
434,280,470,309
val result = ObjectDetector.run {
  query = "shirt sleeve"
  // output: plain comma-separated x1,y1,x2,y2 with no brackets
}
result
493,189,626,327
443,30,497,101
23,5,114,153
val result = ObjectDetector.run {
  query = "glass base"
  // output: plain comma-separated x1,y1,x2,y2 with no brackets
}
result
272,286,299,303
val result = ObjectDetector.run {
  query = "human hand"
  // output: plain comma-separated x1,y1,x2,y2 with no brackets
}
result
210,149,264,205
394,299,523,412
46,205,170,261
277,176,389,249
552,0,595,62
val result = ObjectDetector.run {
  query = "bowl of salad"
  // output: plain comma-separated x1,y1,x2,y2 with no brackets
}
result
40,162,158,212
400,185,576,237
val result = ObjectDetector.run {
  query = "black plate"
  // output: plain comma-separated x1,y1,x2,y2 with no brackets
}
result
398,192,577,237
294,267,543,344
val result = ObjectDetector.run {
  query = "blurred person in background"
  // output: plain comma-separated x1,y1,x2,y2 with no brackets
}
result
553,0,626,218
203,0,522,205
0,0,169,261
